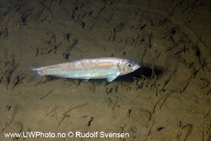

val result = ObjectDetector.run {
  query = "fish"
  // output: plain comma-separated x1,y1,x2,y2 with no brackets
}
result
30,57,140,82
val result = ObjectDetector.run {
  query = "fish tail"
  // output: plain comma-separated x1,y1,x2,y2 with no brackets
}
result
27,66,42,83
25,66,39,72
30,67,39,71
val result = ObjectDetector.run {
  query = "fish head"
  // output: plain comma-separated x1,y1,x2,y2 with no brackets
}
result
118,59,140,75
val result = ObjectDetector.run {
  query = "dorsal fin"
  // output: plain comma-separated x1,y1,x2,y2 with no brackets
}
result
68,58,84,62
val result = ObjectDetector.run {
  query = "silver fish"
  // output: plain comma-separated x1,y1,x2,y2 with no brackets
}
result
30,57,140,82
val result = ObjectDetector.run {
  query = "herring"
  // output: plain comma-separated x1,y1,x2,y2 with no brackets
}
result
30,57,140,82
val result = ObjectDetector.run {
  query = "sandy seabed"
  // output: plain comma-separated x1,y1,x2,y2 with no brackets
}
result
0,0,211,140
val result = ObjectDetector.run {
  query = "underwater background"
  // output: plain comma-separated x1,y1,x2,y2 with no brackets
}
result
0,0,211,140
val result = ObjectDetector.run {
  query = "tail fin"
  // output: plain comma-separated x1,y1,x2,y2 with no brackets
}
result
27,67,42,83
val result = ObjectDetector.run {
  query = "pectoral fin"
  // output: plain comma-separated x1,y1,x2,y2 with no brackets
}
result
106,73,120,82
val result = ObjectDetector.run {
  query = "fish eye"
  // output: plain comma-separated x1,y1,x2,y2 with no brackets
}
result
127,63,132,67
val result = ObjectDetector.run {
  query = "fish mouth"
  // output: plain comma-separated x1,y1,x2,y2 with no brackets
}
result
133,64,140,71
131,61,141,71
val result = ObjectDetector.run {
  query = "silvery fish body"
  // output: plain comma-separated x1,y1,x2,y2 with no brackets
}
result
31,57,140,82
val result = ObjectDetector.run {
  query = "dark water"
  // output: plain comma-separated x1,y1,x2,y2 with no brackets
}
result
0,0,211,140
